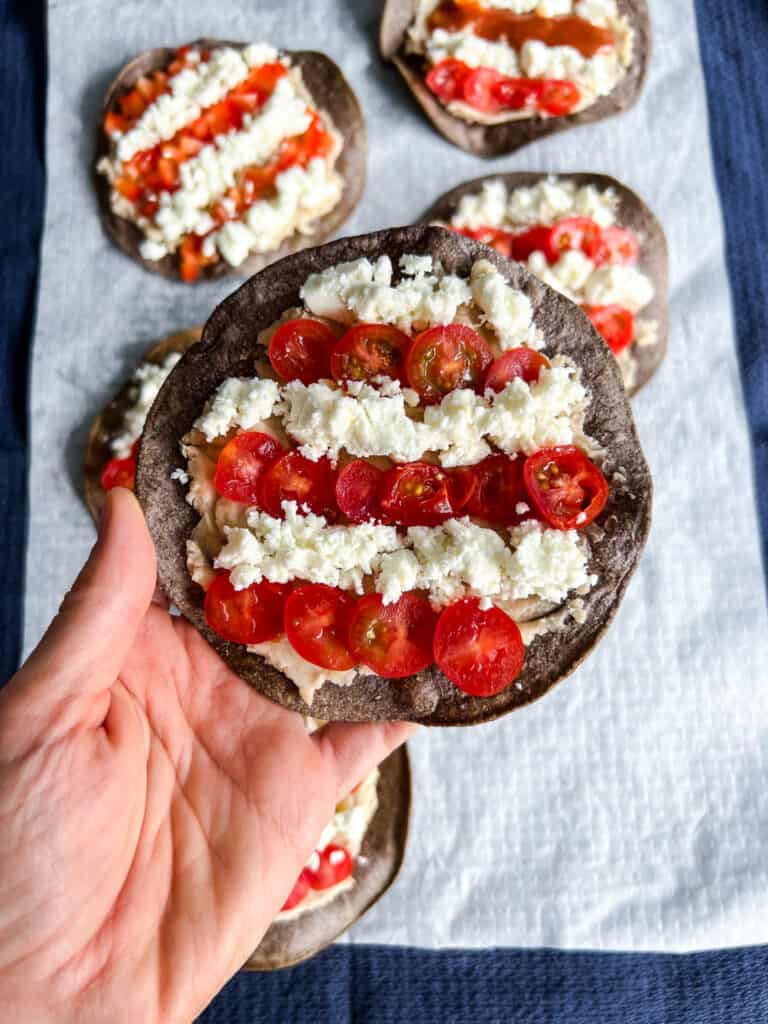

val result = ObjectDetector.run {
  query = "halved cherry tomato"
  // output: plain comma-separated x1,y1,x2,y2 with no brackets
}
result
281,868,312,911
523,446,609,530
405,324,492,404
550,217,602,260
379,463,454,526
335,460,386,523
457,225,514,259
536,79,581,116
101,453,136,492
307,845,355,891
330,324,411,384
466,454,530,525
511,225,557,263
425,58,471,103
462,67,507,113
447,466,478,514
483,348,550,391
213,431,284,504
268,318,336,385
433,598,525,697
284,584,356,670
592,226,639,266
348,593,438,678
204,571,290,645
494,77,540,112
257,451,337,519
583,305,634,354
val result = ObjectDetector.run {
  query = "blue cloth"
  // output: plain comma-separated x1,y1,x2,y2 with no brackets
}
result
2,1,768,1021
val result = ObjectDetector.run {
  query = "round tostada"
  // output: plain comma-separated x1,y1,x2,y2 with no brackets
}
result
95,39,366,283
423,171,668,394
247,742,410,970
379,0,650,157
136,225,652,726
83,326,202,523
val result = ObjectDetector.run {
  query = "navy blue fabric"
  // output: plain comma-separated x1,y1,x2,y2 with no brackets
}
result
2,1,768,1022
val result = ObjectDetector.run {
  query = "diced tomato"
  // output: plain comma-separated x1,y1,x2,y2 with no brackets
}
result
204,571,290,645
425,58,471,103
550,217,602,260
511,225,557,263
405,324,492,404
330,324,411,384
379,463,454,526
335,460,386,524
493,77,540,112
179,235,216,283
257,452,337,519
483,348,550,391
457,225,514,259
447,466,477,514
348,593,438,678
281,868,312,911
118,88,147,119
248,61,287,97
268,318,336,385
284,584,356,670
101,452,136,492
213,431,284,505
465,454,530,526
433,598,525,697
306,845,355,890
523,446,609,530
114,176,143,202
104,110,129,136
155,157,179,189
592,226,639,266
536,79,581,116
462,67,507,113
583,304,635,354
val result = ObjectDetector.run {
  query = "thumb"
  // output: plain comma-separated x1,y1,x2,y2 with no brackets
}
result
14,488,157,704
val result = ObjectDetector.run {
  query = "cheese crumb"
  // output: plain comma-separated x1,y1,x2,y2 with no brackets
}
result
194,378,280,440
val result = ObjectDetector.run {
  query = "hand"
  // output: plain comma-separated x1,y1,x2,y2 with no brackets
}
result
0,489,412,1024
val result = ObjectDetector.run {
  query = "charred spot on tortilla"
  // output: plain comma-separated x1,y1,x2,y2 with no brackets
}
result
379,1,650,157
136,225,652,726
94,39,366,282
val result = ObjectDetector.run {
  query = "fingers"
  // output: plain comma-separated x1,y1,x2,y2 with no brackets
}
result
314,720,417,800
15,488,157,703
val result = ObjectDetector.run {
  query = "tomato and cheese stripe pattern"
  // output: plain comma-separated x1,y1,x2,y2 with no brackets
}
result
442,178,657,389
179,254,609,704
97,43,344,281
406,0,634,122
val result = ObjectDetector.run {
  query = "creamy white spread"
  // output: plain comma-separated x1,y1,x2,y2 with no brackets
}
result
110,352,181,458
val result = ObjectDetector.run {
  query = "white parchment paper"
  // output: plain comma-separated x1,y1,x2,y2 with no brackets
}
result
26,0,768,951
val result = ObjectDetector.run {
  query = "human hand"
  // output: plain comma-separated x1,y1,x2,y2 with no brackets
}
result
0,489,413,1024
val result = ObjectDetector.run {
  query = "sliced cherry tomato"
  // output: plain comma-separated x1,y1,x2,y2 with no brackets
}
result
213,431,284,504
523,446,609,530
583,305,635,354
101,453,136,492
348,593,438,678
457,225,514,259
483,348,550,391
511,225,557,263
550,217,602,259
268,318,336,385
536,79,581,116
330,324,411,384
379,463,455,526
335,460,386,523
204,572,290,645
462,67,507,113
465,454,530,526
405,324,492,404
494,77,540,112
433,598,525,697
281,868,312,911
425,58,471,103
284,584,356,670
447,466,478,514
306,845,355,891
592,226,639,266
257,451,337,519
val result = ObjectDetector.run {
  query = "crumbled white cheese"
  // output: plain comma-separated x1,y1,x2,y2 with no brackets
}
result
111,352,182,458
583,265,655,313
138,238,169,261
194,377,280,441
551,250,596,294
507,521,596,603
505,179,619,229
470,259,541,350
425,29,522,77
574,0,619,27
171,467,190,484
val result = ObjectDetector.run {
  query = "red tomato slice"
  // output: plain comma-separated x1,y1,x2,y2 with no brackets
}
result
493,77,540,112
457,225,514,259
425,58,471,102
462,67,507,113
433,598,525,697
466,454,530,525
330,323,411,384
268,318,336,385
583,305,635,354
257,451,337,519
483,348,550,391
523,446,609,530
511,225,557,263
204,572,290,645
335,460,386,523
379,463,455,526
536,79,581,116
348,593,438,678
447,467,478,514
281,868,312,911
101,453,136,492
592,226,640,266
213,431,284,504
405,324,493,404
307,845,355,891
284,584,356,670
550,217,602,260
